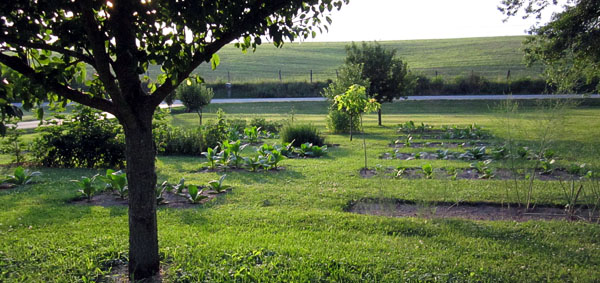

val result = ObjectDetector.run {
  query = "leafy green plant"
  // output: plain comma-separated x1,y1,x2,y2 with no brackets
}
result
243,156,263,172
243,126,261,144
436,149,450,160
297,143,328,157
516,146,530,159
393,166,407,179
470,159,494,179
187,185,208,203
446,167,460,181
422,164,434,179
221,140,248,168
97,169,128,199
277,142,295,158
202,146,220,170
398,121,417,132
539,159,556,175
5,166,41,185
72,175,97,202
172,178,186,194
491,144,508,160
156,181,169,205
567,163,587,176
460,146,487,160
403,134,413,147
266,150,286,170
207,174,232,193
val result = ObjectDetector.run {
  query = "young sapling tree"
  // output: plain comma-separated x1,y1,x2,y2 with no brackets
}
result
334,84,380,169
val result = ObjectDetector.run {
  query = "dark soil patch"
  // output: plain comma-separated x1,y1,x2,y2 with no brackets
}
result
348,199,599,222
196,166,285,173
390,141,488,148
71,188,225,208
0,183,16,190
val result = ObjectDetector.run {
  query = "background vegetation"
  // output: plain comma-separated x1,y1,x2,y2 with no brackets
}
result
1,99,599,281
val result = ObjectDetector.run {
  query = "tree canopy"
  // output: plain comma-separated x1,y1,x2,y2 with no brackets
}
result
0,0,349,279
344,42,414,125
178,82,213,125
499,0,600,92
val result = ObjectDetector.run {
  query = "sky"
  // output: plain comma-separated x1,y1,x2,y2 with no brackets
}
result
307,0,565,42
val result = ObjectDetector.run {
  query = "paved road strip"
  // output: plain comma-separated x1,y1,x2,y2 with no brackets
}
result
14,94,600,129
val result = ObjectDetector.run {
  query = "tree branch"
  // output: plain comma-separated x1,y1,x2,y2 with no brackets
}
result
78,0,122,101
0,53,116,114
149,0,294,106
0,35,96,67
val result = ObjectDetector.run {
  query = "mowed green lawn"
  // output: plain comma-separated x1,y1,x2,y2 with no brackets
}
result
145,36,542,83
1,99,600,281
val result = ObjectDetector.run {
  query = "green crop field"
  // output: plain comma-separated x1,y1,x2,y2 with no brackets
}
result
144,36,543,83
1,99,600,281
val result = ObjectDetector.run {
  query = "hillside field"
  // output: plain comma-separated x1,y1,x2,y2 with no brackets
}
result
146,36,543,83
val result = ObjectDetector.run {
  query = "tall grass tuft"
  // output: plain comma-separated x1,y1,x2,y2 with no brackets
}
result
280,124,325,147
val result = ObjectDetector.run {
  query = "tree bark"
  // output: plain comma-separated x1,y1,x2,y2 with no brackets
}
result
122,114,159,280
378,109,382,126
349,114,353,141
198,108,203,125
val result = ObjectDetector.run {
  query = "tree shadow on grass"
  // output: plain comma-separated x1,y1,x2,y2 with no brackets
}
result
4,202,94,227
382,216,593,264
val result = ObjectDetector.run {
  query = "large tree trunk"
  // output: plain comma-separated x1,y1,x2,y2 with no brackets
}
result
122,114,159,279
378,109,382,126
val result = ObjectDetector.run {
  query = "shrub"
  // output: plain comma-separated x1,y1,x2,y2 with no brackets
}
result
249,117,282,133
281,123,324,147
177,82,214,125
326,107,359,134
33,106,126,168
156,127,205,156
203,109,229,149
227,118,247,134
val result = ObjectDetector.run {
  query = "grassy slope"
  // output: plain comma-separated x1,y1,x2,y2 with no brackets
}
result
146,36,541,83
1,100,600,281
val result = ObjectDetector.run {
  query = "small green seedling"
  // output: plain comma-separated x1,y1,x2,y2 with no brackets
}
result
540,159,556,175
447,167,459,181
156,181,169,205
208,174,232,193
470,159,494,179
5,166,41,185
422,164,434,179
188,185,208,203
394,167,407,179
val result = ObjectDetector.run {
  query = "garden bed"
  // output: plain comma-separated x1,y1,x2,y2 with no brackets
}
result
389,141,488,148
359,167,582,180
71,188,225,208
347,198,599,222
